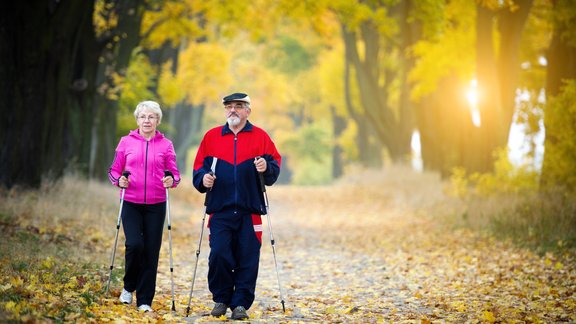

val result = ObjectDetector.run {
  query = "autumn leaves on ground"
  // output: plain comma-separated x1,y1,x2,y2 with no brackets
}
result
1,167,575,322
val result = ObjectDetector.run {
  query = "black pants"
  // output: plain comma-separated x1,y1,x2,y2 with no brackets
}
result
121,201,166,306
208,210,262,310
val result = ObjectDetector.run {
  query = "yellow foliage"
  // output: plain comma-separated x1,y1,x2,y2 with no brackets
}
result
409,0,475,101
141,1,200,49
157,62,186,106
177,42,232,106
93,0,118,38
541,80,576,192
449,149,538,198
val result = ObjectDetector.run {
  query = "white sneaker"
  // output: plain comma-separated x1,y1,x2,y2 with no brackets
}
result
138,304,153,312
119,288,132,304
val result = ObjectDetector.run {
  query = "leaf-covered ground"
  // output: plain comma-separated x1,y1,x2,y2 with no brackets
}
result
1,168,575,322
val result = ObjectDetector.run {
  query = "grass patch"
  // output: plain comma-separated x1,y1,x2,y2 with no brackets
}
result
447,159,576,255
489,190,576,253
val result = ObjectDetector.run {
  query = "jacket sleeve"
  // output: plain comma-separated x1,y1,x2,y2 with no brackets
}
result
108,137,126,187
165,141,181,188
262,133,281,186
192,137,209,193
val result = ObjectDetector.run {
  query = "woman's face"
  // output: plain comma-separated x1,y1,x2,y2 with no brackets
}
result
136,109,159,137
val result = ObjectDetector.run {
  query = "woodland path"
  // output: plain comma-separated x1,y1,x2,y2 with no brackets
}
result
148,169,574,323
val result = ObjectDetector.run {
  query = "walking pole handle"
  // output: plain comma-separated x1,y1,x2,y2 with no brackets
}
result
121,171,131,186
164,170,173,178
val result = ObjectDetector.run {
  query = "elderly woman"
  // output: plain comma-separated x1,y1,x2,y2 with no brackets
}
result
108,100,181,312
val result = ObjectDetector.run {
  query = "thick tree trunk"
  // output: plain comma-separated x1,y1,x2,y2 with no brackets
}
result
497,0,534,144
395,0,419,164
341,25,394,148
342,55,382,168
417,76,478,177
475,5,501,172
0,0,96,188
475,2,533,172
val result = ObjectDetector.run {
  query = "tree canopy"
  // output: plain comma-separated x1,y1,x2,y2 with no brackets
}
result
0,0,575,193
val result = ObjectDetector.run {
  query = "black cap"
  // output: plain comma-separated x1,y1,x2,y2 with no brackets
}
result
222,92,251,104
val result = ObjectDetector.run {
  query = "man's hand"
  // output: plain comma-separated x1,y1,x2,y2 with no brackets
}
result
254,157,267,173
203,172,216,188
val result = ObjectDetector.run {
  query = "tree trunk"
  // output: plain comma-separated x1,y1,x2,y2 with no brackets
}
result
395,0,420,165
475,1,533,172
417,76,478,177
342,55,382,168
331,106,346,179
497,0,534,144
0,0,96,188
167,102,205,174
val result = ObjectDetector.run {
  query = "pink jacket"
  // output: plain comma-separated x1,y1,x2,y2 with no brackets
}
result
108,129,180,204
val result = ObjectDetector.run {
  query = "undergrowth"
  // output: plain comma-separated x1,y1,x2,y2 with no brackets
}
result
448,150,576,255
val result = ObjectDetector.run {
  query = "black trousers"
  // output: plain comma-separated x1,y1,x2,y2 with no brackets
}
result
208,210,262,310
121,201,166,306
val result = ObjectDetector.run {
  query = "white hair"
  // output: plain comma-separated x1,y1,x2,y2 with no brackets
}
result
134,101,163,123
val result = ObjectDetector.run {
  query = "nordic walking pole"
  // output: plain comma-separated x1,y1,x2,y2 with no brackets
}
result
106,171,130,294
186,158,218,317
164,170,176,311
258,169,286,313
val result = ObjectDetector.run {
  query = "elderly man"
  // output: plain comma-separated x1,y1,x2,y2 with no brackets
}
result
192,92,281,320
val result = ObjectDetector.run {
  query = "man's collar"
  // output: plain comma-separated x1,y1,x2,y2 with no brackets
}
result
222,120,253,135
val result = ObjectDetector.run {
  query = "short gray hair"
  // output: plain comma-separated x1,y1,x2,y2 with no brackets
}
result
134,101,163,123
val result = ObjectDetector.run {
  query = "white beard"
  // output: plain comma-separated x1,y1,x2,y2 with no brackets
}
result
227,116,241,127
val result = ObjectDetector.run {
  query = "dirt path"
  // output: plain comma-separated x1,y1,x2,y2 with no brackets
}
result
151,169,575,322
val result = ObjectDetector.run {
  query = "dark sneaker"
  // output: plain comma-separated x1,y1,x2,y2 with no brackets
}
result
231,306,249,320
210,302,228,317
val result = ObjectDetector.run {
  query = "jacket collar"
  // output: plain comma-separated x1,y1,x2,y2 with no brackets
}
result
129,129,164,141
222,120,253,136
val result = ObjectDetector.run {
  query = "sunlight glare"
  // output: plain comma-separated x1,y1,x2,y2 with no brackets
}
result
467,79,481,127
411,130,423,172
466,79,478,107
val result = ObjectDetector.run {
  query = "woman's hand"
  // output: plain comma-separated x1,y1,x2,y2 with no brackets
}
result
119,176,129,188
162,176,174,188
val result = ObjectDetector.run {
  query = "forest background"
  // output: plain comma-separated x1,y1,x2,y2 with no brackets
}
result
0,0,575,322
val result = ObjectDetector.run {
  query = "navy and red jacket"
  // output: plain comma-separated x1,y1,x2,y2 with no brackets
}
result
193,121,281,215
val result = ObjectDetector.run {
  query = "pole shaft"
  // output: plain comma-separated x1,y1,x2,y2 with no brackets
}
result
106,187,126,294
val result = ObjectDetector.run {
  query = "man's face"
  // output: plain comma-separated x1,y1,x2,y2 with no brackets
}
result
224,101,250,126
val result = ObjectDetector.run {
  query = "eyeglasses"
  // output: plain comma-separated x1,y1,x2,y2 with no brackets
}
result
224,103,247,111
138,115,158,121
